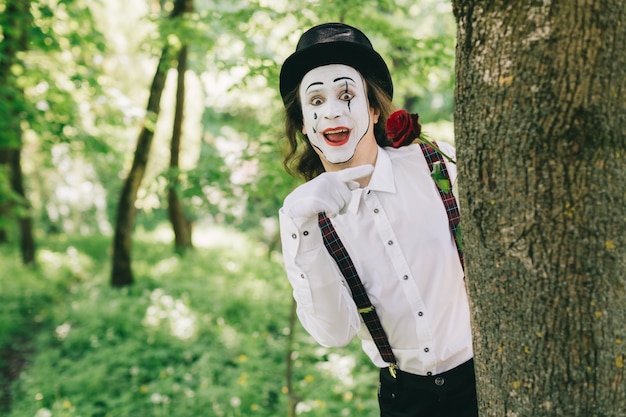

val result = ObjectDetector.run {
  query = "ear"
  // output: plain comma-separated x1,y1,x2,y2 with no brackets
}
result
301,120,307,135
372,107,381,124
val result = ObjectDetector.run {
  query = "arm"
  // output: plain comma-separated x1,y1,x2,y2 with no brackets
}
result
279,211,360,347
278,165,373,347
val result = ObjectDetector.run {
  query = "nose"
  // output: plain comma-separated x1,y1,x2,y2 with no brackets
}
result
323,97,344,119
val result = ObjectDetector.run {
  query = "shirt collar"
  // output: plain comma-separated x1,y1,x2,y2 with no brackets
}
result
347,147,396,214
367,147,396,194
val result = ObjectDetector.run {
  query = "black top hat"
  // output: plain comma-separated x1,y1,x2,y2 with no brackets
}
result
279,23,393,103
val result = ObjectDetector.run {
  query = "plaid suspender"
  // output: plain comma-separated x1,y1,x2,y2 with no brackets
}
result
419,142,464,270
317,143,463,374
318,212,398,369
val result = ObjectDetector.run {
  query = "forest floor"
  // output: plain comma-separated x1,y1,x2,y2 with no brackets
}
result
1,336,33,411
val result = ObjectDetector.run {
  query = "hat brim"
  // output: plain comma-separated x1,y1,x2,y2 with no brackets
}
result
279,41,393,102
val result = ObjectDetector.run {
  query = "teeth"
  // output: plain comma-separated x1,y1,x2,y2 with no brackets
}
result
325,129,348,135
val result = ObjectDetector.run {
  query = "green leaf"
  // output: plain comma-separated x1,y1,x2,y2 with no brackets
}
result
430,161,451,193
456,226,463,252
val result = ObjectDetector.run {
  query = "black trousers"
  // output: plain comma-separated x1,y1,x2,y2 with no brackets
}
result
378,359,478,417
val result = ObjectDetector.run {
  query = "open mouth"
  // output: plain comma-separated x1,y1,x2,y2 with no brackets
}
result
323,127,351,146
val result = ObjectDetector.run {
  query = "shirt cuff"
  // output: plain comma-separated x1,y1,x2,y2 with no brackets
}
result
278,209,324,258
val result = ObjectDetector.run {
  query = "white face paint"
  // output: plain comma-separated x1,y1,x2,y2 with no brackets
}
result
299,64,376,164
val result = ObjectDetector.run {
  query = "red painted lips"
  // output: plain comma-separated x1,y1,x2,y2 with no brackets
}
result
322,127,351,146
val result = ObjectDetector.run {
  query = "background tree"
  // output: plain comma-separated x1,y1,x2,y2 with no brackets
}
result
452,1,626,415
110,45,171,287
1,0,112,244
111,0,193,286
0,0,36,265
167,42,193,253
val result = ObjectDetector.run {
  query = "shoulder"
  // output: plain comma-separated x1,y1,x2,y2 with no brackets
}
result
383,141,456,163
383,141,458,183
383,143,424,160
434,141,456,161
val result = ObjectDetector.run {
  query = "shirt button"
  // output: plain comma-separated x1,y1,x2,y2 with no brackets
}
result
387,240,393,246
291,233,297,239
402,275,408,280
303,230,309,236
300,274,305,279
424,348,429,352
435,377,445,386
418,312,423,316
427,372,433,376
374,208,379,213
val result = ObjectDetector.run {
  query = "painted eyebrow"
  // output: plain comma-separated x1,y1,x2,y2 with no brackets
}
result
333,77,355,83
305,82,324,93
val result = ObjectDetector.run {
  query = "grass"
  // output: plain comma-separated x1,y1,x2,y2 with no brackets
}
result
0,225,378,417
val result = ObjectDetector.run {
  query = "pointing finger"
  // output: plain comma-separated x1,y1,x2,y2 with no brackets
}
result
337,164,374,185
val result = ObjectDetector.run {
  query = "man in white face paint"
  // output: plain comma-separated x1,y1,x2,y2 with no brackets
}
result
278,23,478,417
299,64,379,167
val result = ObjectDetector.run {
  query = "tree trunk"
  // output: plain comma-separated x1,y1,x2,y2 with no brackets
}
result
168,44,193,253
452,1,626,416
0,152,15,245
285,298,300,417
110,0,192,286
111,47,170,287
0,0,36,264
9,149,36,265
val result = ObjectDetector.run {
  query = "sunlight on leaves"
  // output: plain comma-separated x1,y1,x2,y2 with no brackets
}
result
143,288,197,340
217,321,241,349
151,255,180,275
34,409,52,417
315,351,357,388
54,322,72,340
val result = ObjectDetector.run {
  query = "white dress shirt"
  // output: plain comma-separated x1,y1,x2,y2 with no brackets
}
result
279,143,473,376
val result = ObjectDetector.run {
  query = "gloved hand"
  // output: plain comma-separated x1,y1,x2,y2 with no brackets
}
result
282,165,374,219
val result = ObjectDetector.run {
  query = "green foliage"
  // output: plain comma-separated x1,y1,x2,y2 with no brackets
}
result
430,161,451,193
0,250,55,356
0,0,456,246
2,230,379,416
17,0,111,149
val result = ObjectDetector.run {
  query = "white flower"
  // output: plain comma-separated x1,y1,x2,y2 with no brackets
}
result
55,323,72,340
34,408,52,417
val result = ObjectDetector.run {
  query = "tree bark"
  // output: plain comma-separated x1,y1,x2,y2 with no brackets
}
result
285,298,300,417
0,0,36,264
9,149,36,265
452,1,626,416
111,47,170,286
167,44,193,253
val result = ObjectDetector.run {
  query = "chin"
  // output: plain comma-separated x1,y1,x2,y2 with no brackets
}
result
325,154,356,165
321,148,357,164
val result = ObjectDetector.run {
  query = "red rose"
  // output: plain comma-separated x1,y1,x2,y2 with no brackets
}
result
386,110,421,148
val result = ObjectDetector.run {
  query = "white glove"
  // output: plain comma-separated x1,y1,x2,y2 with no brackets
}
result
282,165,374,219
